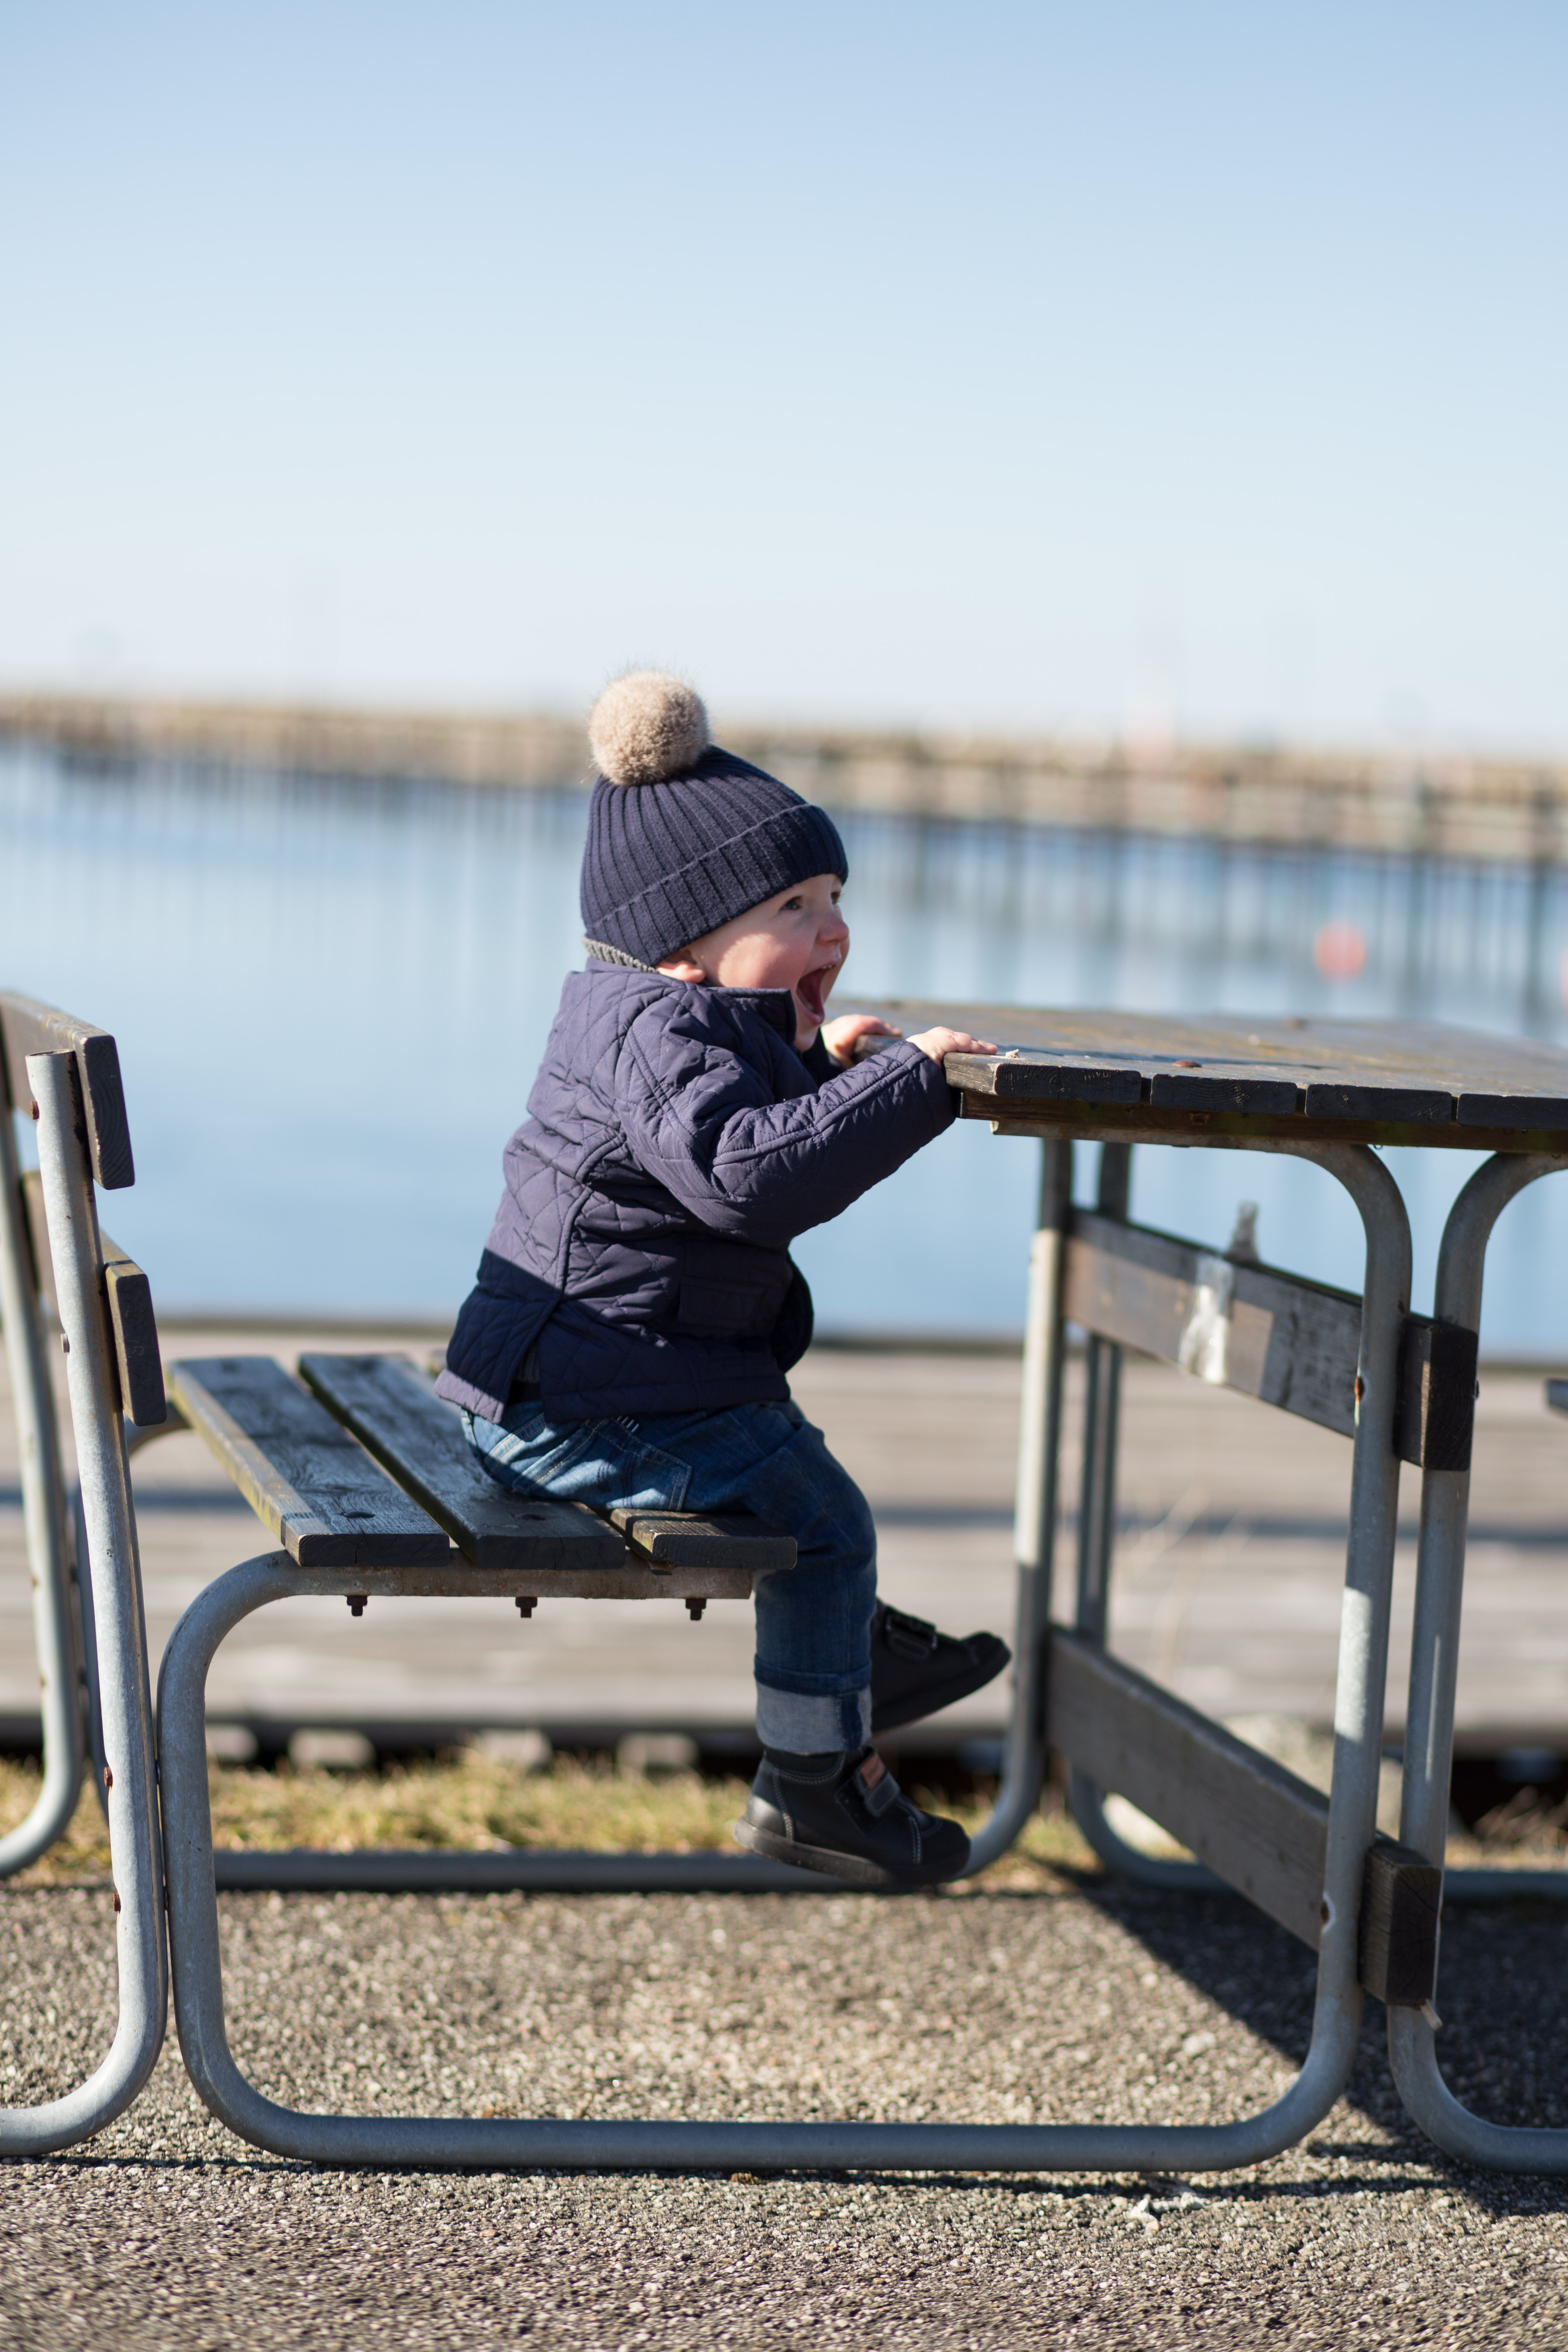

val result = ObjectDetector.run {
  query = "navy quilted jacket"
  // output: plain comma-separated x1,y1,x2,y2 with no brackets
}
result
435,961,956,1422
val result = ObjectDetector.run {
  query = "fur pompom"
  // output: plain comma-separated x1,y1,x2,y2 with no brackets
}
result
588,671,710,786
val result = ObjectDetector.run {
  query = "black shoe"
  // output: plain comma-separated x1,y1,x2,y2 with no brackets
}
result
733,1747,971,1889
868,1603,1011,1736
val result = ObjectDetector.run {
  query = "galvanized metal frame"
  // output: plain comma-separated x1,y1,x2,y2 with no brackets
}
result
7,971,1564,2169
0,1061,86,1875
1386,1150,1568,2170
1064,1139,1568,1891
1019,1131,1419,1909
152,1130,1410,2170
0,1050,167,2154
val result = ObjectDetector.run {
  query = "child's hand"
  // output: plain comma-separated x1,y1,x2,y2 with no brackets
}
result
908,1026,997,1066
822,1014,903,1067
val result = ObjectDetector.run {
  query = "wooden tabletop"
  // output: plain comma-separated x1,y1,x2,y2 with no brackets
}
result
844,1001,1568,1153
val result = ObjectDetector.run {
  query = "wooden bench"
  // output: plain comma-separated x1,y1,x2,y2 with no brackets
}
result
164,1351,795,1620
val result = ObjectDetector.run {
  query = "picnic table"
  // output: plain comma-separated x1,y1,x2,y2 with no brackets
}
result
843,996,1568,2175
7,985,1568,2175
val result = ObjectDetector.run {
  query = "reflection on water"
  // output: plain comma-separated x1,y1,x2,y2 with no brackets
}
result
5,743,1568,1355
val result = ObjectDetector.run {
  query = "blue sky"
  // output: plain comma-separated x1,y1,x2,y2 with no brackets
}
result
3,3,1565,747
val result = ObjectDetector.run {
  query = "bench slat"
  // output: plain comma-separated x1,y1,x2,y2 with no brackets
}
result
298,1353,625,1571
1064,1209,1470,1467
167,1357,451,1568
101,1233,167,1427
1048,1628,1441,2002
0,991,135,1188
1065,1210,1362,1439
1048,1626,1329,1948
610,1509,797,1572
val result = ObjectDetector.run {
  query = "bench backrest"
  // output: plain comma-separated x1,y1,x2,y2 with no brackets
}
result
0,991,165,1428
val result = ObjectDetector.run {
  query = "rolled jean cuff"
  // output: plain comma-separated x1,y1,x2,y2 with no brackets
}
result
755,1684,871,1755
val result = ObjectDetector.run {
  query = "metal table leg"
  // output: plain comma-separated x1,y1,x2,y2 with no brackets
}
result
0,1052,167,2156
1388,1150,1568,2171
963,1139,1070,1873
156,1140,1411,2174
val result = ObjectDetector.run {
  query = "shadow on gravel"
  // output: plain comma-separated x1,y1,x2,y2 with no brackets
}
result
1076,1875,1568,2181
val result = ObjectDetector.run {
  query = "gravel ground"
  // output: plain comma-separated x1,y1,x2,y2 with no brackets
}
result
4,1876,1568,2348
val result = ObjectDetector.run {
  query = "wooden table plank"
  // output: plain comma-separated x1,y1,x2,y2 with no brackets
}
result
298,1353,625,1572
842,999,1568,1147
167,1357,451,1568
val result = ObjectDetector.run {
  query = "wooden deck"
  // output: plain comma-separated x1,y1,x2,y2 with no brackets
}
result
3,1327,1568,1753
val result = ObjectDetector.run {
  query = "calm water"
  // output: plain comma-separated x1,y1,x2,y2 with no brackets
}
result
6,741,1568,1355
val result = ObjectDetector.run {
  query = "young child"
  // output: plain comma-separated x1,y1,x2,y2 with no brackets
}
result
436,671,1008,1887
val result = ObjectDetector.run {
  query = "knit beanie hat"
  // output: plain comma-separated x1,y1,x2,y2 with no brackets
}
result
579,672,847,967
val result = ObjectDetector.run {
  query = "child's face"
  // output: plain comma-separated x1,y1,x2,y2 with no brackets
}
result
658,872,850,1048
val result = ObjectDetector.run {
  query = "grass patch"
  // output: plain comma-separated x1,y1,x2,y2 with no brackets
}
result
0,1750,1094,1889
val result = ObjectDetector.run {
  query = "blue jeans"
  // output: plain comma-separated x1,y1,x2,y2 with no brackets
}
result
463,1397,877,1753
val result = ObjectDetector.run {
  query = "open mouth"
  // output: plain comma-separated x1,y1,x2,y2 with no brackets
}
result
795,963,838,1029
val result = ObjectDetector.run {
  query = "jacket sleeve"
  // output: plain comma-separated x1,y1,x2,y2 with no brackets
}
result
615,1007,956,1246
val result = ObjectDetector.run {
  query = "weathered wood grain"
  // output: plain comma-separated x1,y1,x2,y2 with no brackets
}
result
1304,1081,1453,1123
1048,1626,1331,1947
1063,1209,1478,1470
1056,1624,1441,1992
1359,1841,1442,2007
610,1510,797,1573
839,998,1568,1150
100,1240,167,1428
167,1357,451,1568
973,1095,1568,1157
0,992,135,1188
298,1352,624,1572
1149,1070,1302,1116
1065,1211,1362,1439
989,1060,1143,1107
1395,1319,1480,1476
1459,1090,1568,1130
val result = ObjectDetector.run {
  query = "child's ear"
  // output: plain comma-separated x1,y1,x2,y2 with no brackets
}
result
655,954,708,983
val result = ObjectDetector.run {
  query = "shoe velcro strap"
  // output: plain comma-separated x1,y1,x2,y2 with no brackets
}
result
881,1606,939,1662
855,1750,902,1818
